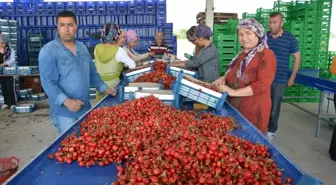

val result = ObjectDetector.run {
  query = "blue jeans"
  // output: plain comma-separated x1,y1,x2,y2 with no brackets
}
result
268,83,285,133
51,116,77,135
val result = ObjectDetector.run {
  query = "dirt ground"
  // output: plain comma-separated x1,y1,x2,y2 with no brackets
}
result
0,99,335,185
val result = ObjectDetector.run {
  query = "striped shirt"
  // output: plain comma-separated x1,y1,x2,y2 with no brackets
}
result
148,42,171,59
267,31,299,84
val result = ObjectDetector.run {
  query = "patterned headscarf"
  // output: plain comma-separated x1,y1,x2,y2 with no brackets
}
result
0,32,11,61
226,18,268,78
195,24,213,38
186,26,197,42
101,23,121,44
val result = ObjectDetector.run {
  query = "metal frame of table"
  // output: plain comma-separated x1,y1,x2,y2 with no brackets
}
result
285,70,336,137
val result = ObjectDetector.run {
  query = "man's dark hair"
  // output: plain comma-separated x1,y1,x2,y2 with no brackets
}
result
270,12,284,20
56,11,77,24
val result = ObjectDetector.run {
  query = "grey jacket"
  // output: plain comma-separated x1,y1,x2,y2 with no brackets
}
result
185,43,219,82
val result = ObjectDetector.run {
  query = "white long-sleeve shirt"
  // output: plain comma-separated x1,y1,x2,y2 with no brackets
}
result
115,47,136,69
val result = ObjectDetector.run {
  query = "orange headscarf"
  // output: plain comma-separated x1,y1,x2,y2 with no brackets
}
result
331,56,336,76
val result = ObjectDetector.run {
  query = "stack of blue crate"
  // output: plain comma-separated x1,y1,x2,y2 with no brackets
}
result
0,0,177,66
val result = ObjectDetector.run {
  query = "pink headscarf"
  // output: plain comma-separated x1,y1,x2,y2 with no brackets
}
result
125,30,139,43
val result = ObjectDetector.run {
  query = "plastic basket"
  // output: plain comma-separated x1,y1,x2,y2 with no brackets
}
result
3,67,17,75
119,82,162,103
123,66,153,83
130,89,177,107
31,93,46,101
11,104,36,113
173,71,228,111
166,64,198,79
0,156,19,184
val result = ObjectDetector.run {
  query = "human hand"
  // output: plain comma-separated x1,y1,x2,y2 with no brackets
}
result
105,88,117,96
218,85,235,96
287,77,295,87
64,98,84,112
213,77,226,87
148,51,155,56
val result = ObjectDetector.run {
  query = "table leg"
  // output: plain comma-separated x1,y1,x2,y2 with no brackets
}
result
316,92,324,137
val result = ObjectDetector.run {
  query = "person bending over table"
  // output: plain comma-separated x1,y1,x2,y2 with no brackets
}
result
0,32,17,109
171,24,220,83
39,11,116,134
94,23,136,101
123,30,155,65
213,18,277,134
186,25,202,57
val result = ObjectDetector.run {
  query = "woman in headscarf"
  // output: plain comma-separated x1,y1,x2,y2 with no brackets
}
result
94,23,136,101
171,24,220,82
186,26,201,57
0,32,16,109
213,18,277,134
123,30,155,65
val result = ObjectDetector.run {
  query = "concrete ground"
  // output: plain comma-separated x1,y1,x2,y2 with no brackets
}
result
0,98,335,185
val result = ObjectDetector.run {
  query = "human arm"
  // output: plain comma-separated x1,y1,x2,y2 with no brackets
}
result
288,36,300,87
124,47,150,63
288,52,300,87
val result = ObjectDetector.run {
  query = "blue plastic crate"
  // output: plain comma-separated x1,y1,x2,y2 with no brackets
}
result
55,2,65,14
166,64,199,79
96,2,106,15
173,71,228,111
15,3,25,16
5,3,15,16
129,89,177,107
76,2,85,15
93,15,99,25
117,1,127,14
65,2,75,13
35,3,44,15
145,0,156,14
40,16,47,26
123,65,153,83
128,0,144,14
17,66,36,75
45,2,54,15
47,16,54,26
86,2,96,15
28,17,35,26
12,104,36,113
35,17,42,26
119,81,162,103
118,15,126,24
32,93,46,101
106,1,117,14
26,4,36,16
0,3,5,16
3,67,17,75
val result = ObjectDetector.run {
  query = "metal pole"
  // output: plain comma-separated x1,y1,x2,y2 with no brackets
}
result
316,92,324,137
205,0,214,40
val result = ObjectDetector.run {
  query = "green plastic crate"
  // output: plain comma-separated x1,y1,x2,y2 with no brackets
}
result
242,12,257,19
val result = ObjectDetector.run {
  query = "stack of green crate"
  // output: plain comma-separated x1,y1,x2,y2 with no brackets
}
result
242,13,257,19
273,1,292,29
255,8,273,31
213,19,240,76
